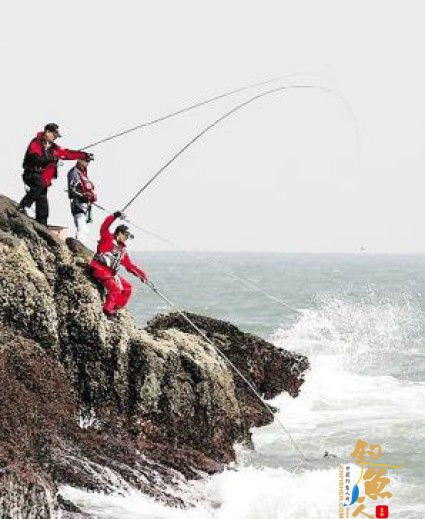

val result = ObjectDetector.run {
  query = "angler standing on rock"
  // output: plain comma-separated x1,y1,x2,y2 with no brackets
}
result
18,123,93,226
67,158,97,245
90,211,148,316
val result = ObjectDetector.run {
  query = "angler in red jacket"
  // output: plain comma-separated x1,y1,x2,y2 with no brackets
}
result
18,123,93,226
90,211,148,316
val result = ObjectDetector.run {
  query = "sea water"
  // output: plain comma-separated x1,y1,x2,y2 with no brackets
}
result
61,253,425,518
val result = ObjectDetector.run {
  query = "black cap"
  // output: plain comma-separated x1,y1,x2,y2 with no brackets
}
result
114,224,134,239
44,123,62,137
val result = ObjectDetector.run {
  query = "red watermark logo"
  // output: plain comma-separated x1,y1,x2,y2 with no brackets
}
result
376,505,388,518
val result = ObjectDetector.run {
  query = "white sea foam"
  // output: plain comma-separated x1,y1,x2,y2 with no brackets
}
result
61,465,338,519
62,295,425,518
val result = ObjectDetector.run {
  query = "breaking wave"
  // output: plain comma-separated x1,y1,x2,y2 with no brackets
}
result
62,295,425,518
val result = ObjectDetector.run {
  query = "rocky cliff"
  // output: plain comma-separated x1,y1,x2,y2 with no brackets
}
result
0,194,309,517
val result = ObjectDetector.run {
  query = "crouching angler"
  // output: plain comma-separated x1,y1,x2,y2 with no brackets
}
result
90,212,148,317
68,158,97,245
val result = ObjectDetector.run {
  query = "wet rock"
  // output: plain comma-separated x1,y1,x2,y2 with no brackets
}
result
0,470,58,519
0,193,309,516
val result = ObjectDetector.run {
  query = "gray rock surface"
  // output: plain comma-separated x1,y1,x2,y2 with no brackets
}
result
0,194,309,517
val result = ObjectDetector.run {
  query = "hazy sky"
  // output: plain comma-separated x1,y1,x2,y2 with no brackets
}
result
1,1,425,252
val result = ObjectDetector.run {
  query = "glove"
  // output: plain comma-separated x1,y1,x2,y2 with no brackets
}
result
78,194,89,203
113,211,122,219
85,152,94,161
139,271,148,283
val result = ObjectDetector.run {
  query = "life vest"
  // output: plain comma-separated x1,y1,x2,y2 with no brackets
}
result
93,240,125,273
78,168,97,203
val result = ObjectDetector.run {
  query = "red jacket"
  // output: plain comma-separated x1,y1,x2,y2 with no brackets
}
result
23,132,88,187
90,214,147,279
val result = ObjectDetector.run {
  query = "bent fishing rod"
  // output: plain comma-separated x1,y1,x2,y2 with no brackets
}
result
80,74,323,151
120,83,360,212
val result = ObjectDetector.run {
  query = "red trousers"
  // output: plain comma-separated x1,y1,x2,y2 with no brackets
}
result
90,261,132,314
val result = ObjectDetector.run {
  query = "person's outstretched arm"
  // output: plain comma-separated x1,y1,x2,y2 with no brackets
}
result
54,147,92,161
121,254,148,281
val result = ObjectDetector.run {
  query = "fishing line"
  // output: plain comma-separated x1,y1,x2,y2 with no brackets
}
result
128,226,300,313
146,280,308,465
121,83,360,211
89,203,309,465
74,79,360,466
80,74,324,150
91,201,300,313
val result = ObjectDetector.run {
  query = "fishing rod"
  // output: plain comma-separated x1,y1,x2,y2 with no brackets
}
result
80,74,322,151
91,201,300,313
146,280,308,465
91,201,173,244
88,203,308,464
62,192,299,312
68,200,316,468
121,83,360,212
64,163,301,312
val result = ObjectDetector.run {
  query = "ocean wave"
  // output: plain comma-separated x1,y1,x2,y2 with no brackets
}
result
271,294,425,377
62,294,425,518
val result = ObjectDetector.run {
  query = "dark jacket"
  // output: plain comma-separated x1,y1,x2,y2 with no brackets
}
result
23,132,88,187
